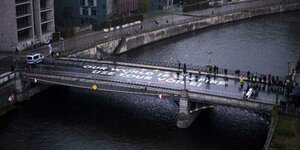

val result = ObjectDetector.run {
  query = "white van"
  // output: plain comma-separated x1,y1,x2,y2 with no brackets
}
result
26,54,44,64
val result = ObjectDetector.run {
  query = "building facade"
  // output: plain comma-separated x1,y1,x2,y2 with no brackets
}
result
55,0,113,27
0,0,55,51
55,0,140,28
114,0,140,16
148,0,173,10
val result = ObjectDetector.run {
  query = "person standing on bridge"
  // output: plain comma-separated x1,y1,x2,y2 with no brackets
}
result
176,71,180,80
247,71,250,80
240,75,244,88
268,74,272,85
104,33,107,40
178,62,181,70
253,72,257,82
263,75,267,84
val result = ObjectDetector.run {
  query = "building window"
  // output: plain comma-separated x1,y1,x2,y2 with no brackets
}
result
40,0,47,9
42,23,48,33
80,0,85,6
102,4,106,9
16,4,29,16
91,8,97,16
82,8,88,16
18,29,30,41
41,12,48,22
88,0,94,6
17,16,30,29
80,18,85,25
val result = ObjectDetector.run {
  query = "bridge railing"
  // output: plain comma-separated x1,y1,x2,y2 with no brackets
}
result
0,72,15,86
114,57,286,82
46,56,286,87
24,69,276,110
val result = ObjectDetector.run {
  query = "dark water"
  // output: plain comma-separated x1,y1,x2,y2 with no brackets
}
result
120,11,300,76
1,11,300,150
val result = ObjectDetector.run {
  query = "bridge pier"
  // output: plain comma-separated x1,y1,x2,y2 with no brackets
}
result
15,72,24,94
177,90,200,129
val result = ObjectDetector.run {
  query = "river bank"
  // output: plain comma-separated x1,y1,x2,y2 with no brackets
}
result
269,115,300,150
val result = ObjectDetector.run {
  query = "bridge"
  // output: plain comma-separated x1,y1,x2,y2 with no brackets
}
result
17,57,285,128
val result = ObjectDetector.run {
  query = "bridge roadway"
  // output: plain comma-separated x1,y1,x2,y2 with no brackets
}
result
21,58,283,112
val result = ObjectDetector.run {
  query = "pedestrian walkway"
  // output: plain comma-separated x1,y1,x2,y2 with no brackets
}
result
6,0,299,60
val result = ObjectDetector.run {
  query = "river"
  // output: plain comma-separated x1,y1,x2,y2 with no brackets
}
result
1,10,300,150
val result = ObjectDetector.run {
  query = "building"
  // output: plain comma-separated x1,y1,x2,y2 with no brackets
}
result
55,0,113,27
55,0,141,28
148,0,173,10
0,0,55,51
114,0,140,16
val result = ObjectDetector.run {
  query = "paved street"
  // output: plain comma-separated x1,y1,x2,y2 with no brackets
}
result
25,59,283,103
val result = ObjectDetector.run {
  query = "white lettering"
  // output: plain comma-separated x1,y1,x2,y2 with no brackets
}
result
135,75,145,79
210,80,218,84
175,80,181,84
158,77,166,81
157,73,163,77
83,65,92,69
162,74,170,78
126,74,136,78
131,70,139,74
144,76,153,80
166,78,176,83
197,83,203,87
198,78,205,82
189,82,197,86
145,72,154,76
108,72,116,76
92,70,101,74
100,71,109,75
119,73,127,77
111,68,124,72
218,81,226,85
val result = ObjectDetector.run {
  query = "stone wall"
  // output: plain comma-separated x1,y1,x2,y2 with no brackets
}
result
117,2,300,54
74,2,300,56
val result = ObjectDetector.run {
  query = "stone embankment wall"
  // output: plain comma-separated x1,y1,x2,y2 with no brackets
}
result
117,2,300,54
73,2,300,57
0,72,50,115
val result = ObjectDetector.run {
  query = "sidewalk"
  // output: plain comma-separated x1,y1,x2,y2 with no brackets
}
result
12,0,299,59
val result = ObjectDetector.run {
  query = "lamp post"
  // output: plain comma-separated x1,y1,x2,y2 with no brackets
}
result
183,63,187,91
287,60,291,75
207,50,213,66
57,32,65,51
60,37,65,51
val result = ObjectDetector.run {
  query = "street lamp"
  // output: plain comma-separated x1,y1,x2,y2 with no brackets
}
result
57,32,65,51
206,50,213,66
60,37,65,51
287,60,291,75
183,63,187,91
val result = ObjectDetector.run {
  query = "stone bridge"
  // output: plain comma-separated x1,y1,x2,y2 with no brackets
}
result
16,57,284,128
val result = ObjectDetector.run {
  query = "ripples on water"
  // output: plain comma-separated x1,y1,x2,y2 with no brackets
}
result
120,11,300,76
0,86,268,150
1,11,300,150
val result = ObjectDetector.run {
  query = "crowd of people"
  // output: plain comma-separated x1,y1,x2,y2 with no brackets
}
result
175,63,297,100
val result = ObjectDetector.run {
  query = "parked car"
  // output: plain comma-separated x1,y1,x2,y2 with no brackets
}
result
26,53,44,64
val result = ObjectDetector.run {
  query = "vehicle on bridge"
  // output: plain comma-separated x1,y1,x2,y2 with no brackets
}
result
243,88,259,100
26,54,44,64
